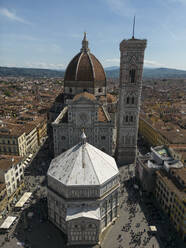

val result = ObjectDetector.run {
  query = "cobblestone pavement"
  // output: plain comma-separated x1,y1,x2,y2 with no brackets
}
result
0,144,185,248
102,165,159,248
102,166,185,248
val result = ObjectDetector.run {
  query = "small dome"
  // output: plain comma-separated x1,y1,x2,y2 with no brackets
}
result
64,33,106,82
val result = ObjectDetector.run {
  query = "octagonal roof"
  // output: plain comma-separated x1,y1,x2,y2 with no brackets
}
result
47,138,119,186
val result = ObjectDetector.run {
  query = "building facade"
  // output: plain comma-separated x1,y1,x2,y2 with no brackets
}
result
155,168,186,242
135,145,186,242
52,92,114,157
135,145,183,194
24,124,38,155
0,155,25,215
0,123,27,157
116,38,147,165
50,34,117,158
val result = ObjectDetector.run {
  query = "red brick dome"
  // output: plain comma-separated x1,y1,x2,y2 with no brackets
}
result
64,33,106,82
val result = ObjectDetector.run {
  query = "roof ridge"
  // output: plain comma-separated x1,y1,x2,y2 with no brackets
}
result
87,52,95,81
86,144,100,184
67,145,82,184
88,143,118,172
75,52,84,81
91,53,107,82
64,52,81,81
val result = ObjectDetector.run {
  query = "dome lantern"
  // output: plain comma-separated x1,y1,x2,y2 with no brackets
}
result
64,33,107,97
81,32,90,53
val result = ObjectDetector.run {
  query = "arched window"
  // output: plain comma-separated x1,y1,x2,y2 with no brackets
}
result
126,97,130,104
130,116,133,122
132,97,135,104
126,116,128,122
129,69,136,83
69,88,72,93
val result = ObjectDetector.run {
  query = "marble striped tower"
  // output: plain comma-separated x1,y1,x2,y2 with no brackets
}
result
116,37,147,165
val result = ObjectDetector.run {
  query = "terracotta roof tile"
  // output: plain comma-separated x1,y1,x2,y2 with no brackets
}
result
73,92,96,102
107,93,117,103
98,107,107,122
0,155,22,171
64,52,106,82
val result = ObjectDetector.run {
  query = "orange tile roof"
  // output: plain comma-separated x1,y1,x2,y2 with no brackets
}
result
107,93,117,103
0,123,25,137
73,92,96,102
98,107,107,122
0,155,22,171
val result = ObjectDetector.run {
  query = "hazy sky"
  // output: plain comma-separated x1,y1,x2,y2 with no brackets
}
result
0,0,186,70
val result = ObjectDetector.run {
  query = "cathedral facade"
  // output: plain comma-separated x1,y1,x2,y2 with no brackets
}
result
48,33,147,165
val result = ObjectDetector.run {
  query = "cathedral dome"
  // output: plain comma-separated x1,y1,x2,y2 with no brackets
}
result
65,52,106,82
64,33,106,97
64,33,106,82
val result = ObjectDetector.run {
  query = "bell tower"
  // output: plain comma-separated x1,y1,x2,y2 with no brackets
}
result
116,33,147,166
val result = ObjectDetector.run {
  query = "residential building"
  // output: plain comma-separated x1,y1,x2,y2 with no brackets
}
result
0,123,27,157
0,155,25,215
135,145,183,194
155,167,186,242
135,145,186,242
139,113,186,147
24,124,38,154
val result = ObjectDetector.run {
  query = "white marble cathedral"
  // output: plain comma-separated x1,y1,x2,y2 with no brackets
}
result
48,32,147,165
47,132,120,245
47,32,147,245
116,37,147,165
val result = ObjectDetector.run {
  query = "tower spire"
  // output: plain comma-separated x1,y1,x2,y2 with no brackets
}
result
132,15,135,39
81,32,90,52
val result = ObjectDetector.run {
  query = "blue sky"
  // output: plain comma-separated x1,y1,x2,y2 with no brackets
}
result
0,0,186,70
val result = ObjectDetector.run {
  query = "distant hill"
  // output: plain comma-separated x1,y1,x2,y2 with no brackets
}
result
105,67,186,79
0,67,65,78
104,66,119,71
1,66,186,79
144,67,186,79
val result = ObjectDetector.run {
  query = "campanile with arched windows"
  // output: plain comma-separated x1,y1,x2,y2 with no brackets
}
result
116,37,147,165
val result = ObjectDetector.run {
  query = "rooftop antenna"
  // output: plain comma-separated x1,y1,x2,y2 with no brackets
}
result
132,15,135,39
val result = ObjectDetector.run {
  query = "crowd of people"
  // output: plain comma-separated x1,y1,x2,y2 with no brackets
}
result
115,172,157,248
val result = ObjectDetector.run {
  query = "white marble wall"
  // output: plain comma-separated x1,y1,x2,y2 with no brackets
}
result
117,39,147,165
